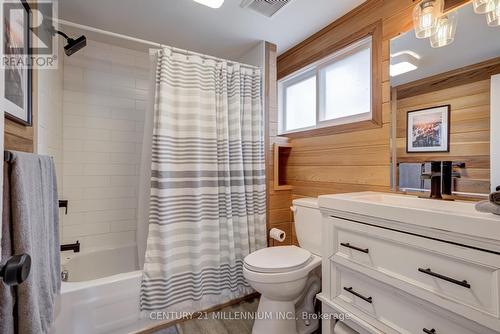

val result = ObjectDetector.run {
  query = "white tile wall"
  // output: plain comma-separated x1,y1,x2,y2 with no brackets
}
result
37,41,64,243
37,43,64,187
61,39,151,251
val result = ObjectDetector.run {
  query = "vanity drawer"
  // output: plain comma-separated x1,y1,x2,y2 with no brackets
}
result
333,218,500,317
334,266,483,334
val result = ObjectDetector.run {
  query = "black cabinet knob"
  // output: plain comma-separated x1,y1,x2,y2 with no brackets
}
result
1,253,31,286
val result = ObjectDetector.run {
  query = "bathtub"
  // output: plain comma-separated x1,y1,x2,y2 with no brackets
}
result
52,245,161,334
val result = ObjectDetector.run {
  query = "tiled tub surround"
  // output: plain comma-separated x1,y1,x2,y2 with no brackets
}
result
61,40,150,250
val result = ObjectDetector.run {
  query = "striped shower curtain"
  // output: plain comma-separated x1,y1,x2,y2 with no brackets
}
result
140,47,267,313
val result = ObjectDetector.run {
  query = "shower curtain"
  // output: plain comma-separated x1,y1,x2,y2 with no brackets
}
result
140,47,267,313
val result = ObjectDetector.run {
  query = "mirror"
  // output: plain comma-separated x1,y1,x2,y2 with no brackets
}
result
390,3,500,199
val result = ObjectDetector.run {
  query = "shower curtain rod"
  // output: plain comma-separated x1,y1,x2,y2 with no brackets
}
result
57,19,259,70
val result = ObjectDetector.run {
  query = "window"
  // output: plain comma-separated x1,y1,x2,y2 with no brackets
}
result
278,36,373,135
282,71,316,132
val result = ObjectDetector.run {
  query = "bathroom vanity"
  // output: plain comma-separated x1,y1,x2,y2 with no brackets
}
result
317,192,500,334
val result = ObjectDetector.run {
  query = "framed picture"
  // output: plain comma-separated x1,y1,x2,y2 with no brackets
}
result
1,0,32,126
406,105,450,153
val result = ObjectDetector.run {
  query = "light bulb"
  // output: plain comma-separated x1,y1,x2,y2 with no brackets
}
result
472,0,495,14
486,9,500,26
413,0,444,39
485,0,500,26
430,13,458,48
495,0,500,15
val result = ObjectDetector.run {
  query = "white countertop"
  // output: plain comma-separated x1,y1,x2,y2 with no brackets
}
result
319,192,500,242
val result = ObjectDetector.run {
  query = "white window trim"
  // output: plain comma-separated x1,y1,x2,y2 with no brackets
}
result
278,36,373,135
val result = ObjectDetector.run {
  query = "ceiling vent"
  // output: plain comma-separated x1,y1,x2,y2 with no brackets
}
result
240,0,294,18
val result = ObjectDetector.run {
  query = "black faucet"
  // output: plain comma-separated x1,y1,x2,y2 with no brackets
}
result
421,162,443,199
61,241,80,253
421,161,462,199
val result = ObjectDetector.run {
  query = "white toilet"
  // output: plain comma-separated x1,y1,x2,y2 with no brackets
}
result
243,198,322,334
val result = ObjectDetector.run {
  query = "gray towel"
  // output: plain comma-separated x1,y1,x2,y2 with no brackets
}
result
490,191,500,205
1,151,61,334
475,201,500,216
1,164,15,334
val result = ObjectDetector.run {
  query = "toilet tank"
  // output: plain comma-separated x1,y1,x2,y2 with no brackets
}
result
291,198,321,256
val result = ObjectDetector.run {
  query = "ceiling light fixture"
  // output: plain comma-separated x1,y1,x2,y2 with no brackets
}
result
413,0,444,39
486,10,500,26
430,12,458,48
472,0,495,14
390,53,420,77
486,0,500,26
193,0,224,9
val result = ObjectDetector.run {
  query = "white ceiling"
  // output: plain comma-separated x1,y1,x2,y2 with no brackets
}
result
58,0,366,61
391,3,500,87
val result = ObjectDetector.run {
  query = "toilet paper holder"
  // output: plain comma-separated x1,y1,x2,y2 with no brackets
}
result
269,228,286,243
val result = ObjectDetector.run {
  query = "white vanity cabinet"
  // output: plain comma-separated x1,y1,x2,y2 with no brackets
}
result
317,192,500,334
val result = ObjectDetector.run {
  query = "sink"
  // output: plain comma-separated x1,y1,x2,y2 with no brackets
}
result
319,192,500,242
342,192,479,215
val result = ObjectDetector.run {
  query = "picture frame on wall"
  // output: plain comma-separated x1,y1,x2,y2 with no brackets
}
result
1,0,33,126
406,105,450,153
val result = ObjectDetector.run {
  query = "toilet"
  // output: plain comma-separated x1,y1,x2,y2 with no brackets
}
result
243,198,322,334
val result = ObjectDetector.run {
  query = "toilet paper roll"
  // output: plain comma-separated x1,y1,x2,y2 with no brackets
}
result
269,228,286,243
333,322,359,334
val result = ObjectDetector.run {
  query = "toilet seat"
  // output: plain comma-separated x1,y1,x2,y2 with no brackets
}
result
244,246,312,273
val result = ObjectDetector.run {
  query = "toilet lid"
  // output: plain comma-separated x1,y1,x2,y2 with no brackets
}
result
244,246,312,273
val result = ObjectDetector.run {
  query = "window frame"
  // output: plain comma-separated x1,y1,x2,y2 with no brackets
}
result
277,24,382,138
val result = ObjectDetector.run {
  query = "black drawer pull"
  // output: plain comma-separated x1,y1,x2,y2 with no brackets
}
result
423,328,436,334
418,268,471,288
340,243,369,254
343,287,372,303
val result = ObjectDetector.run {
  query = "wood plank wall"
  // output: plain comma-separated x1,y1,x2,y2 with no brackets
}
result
5,118,35,152
397,79,491,194
268,0,470,247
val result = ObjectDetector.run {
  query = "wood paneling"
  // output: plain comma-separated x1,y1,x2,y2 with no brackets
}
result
280,21,384,139
4,118,34,152
273,143,292,190
396,79,491,194
396,56,500,100
274,0,418,202
269,0,471,229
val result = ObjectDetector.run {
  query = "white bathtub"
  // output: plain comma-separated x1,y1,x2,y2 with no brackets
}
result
52,245,161,334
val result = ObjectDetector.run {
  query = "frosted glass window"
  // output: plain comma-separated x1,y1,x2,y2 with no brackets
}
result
278,36,373,134
285,75,316,132
320,45,371,122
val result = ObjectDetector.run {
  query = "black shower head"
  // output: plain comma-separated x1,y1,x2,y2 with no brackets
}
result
64,35,87,56
53,29,87,56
